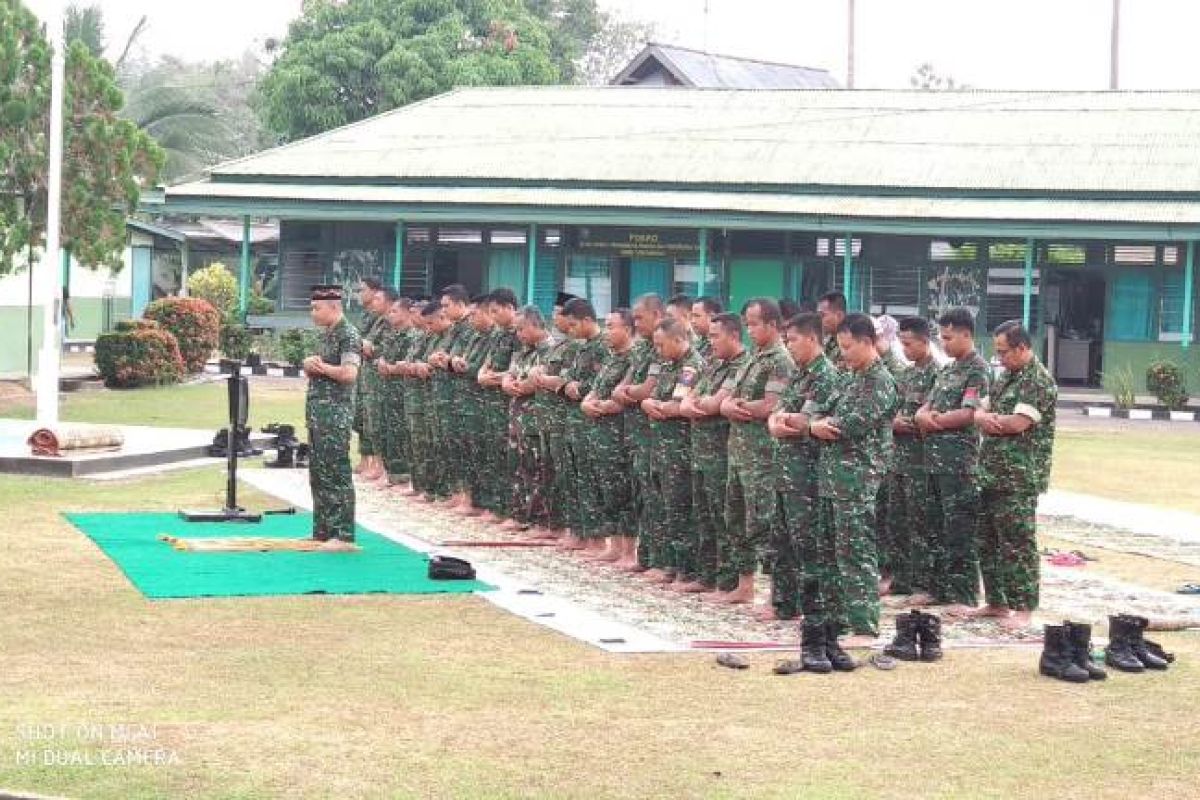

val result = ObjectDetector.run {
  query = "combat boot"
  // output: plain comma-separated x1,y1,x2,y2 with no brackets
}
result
800,621,833,674
1064,621,1107,681
1104,615,1145,673
824,622,857,672
917,612,944,662
1119,614,1169,670
883,610,922,661
1039,624,1090,683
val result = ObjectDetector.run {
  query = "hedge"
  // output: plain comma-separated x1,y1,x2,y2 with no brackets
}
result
95,320,185,388
143,296,221,373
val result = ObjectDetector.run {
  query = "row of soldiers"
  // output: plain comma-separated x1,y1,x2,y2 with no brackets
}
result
345,278,1057,654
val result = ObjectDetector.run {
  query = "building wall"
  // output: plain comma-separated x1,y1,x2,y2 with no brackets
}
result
1102,342,1200,393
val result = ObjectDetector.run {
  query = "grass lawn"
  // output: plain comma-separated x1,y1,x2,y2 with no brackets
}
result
0,469,1198,799
1052,428,1200,515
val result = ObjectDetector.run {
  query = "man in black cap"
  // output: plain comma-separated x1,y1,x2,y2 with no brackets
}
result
304,285,363,548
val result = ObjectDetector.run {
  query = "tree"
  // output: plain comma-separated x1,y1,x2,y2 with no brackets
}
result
577,9,657,86
910,62,969,91
0,0,164,276
257,0,576,142
64,3,105,58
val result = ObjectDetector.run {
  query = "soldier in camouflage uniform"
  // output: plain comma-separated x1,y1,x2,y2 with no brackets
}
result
871,314,904,592
529,294,583,537
817,291,848,368
477,289,521,522
304,285,363,548
718,297,794,606
887,317,940,602
395,305,429,496
611,294,664,572
915,307,991,611
974,320,1057,629
689,296,723,362
375,293,414,488
502,307,552,530
809,313,898,640
640,318,704,584
354,279,388,479
407,302,450,502
449,297,496,515
768,313,844,621
579,309,637,564
667,293,704,357
679,312,747,593
558,298,610,555
426,284,475,503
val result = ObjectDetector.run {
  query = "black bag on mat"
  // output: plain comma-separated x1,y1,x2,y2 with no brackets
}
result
428,556,476,580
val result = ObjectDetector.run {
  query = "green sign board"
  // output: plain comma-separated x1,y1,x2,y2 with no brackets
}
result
576,227,699,258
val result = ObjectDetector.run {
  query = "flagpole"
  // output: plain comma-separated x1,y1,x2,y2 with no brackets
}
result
37,0,66,426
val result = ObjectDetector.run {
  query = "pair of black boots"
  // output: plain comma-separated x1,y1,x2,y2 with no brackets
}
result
882,609,944,662
1040,621,1107,683
784,621,857,674
1103,614,1175,673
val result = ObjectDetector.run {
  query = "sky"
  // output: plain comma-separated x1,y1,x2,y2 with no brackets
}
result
22,0,1200,90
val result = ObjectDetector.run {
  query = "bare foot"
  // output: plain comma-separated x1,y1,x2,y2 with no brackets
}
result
904,592,934,607
498,518,524,531
640,569,673,584
967,605,1012,619
752,604,778,621
998,610,1033,630
943,604,981,618
616,559,644,573
672,580,709,594
713,590,753,605
878,575,894,596
840,634,878,649
319,539,358,552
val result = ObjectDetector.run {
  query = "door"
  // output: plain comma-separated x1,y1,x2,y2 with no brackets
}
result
728,258,785,318
628,258,671,301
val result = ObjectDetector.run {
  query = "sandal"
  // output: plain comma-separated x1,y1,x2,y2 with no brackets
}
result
716,653,750,670
772,659,806,675
869,653,897,671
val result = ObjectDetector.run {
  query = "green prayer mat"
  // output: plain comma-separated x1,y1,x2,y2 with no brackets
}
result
65,512,492,600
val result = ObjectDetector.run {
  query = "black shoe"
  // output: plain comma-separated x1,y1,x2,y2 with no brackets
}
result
1040,624,1091,683
800,621,833,674
917,611,944,662
1143,638,1176,665
1104,615,1146,673
883,610,921,661
1120,614,1170,670
824,622,858,672
1064,621,1107,681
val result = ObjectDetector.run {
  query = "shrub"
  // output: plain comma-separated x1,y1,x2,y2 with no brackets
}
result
220,323,253,360
144,296,221,373
1146,360,1189,410
95,320,184,388
247,290,275,316
186,263,238,319
279,328,318,368
1101,364,1136,410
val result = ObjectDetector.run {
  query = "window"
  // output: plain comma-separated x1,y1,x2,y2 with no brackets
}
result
564,255,612,316
1159,267,1191,341
1109,269,1154,341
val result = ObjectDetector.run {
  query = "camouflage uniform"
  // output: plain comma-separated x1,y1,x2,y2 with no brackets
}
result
689,349,750,589
307,316,362,541
379,325,414,483
886,358,939,594
813,358,897,636
508,339,552,526
924,352,991,606
693,332,712,362
822,334,843,369
455,326,495,505
561,333,609,537
645,347,704,574
978,358,1056,612
771,354,843,620
403,330,436,498
533,334,583,530
479,326,519,516
873,349,904,587
623,337,660,551
723,341,793,579
578,345,635,539
429,317,474,498
357,313,389,459
352,310,375,447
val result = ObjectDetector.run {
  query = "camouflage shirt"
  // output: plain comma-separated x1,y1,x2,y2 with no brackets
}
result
924,351,991,475
816,358,898,500
979,358,1057,495
592,345,634,402
692,332,712,362
823,334,844,369
508,338,549,416
775,354,844,494
306,316,362,424
689,349,750,458
648,348,704,440
483,327,519,374
893,358,939,475
622,336,660,446
724,340,794,461
562,334,609,399
460,326,496,379
532,334,582,412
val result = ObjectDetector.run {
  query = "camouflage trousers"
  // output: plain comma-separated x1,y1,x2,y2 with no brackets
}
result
926,473,982,606
308,414,356,542
978,489,1040,611
884,471,933,595
381,381,409,482
775,486,835,621
626,414,655,552
691,450,729,589
577,414,631,539
816,488,882,636
477,392,513,516
645,427,693,574
358,372,383,458
537,399,578,532
509,407,551,527
424,380,456,500
723,455,777,578
450,380,485,503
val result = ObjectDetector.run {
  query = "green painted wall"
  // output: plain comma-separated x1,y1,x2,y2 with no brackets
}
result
1102,341,1200,392
0,307,43,376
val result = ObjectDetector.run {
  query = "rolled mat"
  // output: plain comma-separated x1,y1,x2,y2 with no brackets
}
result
158,534,361,553
28,424,125,457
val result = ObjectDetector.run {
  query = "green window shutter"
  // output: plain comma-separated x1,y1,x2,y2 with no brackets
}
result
629,258,671,300
1109,269,1154,341
487,248,527,299
1160,268,1185,337
532,251,561,316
